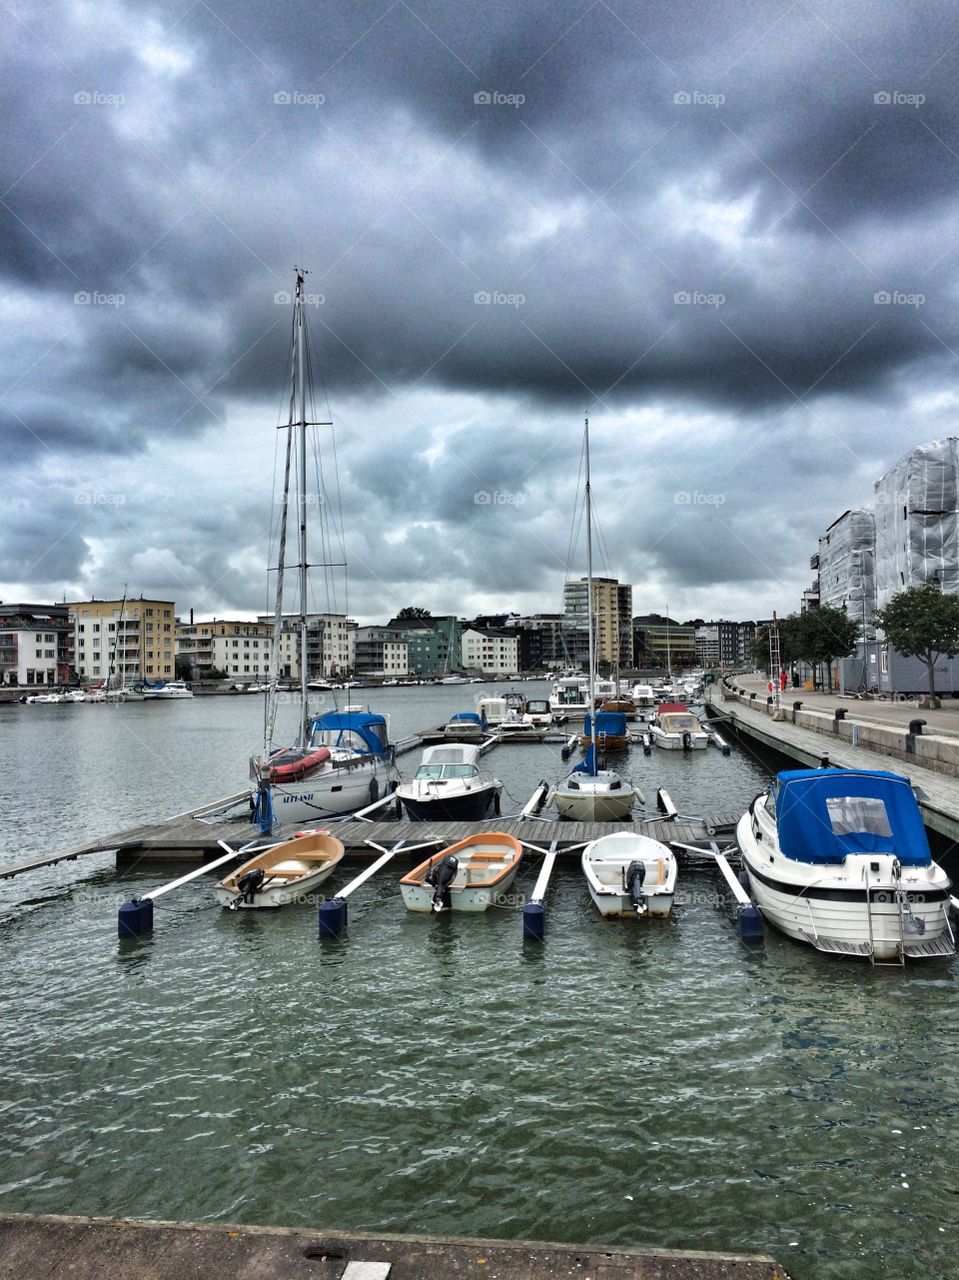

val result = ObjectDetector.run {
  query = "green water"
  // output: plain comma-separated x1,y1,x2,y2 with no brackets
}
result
2,688,957,1279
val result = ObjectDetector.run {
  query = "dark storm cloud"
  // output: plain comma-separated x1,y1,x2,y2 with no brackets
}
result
4,0,959,616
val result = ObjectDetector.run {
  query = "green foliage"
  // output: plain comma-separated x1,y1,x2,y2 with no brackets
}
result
876,584,959,696
751,609,859,689
397,606,431,619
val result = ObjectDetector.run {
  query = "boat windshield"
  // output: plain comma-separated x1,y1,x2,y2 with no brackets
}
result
416,763,477,780
526,701,550,713
825,796,893,838
660,714,701,731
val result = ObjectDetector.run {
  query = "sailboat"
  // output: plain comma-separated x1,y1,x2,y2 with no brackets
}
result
551,418,638,822
249,271,397,832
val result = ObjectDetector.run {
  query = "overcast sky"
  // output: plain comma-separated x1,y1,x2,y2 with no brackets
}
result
3,1,959,624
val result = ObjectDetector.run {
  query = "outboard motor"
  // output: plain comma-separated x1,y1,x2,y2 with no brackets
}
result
682,730,692,752
427,854,459,913
236,867,266,906
624,860,647,915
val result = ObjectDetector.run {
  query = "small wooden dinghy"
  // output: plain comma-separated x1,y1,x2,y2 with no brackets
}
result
216,829,345,909
400,832,523,913
582,831,677,918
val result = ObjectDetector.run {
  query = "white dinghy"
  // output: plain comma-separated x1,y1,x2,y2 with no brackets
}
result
582,831,678,918
216,829,345,909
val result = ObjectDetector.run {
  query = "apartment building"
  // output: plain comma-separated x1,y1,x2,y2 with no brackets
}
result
176,618,273,679
0,603,73,685
68,597,175,682
562,578,632,667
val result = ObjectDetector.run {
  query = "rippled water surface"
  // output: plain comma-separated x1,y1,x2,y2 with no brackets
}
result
2,685,958,1279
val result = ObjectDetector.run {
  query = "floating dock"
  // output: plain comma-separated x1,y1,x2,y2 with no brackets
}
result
0,792,742,880
0,1213,790,1279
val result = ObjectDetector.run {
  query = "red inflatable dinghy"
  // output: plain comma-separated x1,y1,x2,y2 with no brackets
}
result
262,746,331,784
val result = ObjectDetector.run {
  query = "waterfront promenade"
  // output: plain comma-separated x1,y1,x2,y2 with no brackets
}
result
709,676,959,843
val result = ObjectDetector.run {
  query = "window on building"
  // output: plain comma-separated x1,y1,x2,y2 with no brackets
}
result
146,608,154,616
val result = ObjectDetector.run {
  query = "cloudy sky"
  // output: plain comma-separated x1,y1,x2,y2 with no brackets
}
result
3,0,959,625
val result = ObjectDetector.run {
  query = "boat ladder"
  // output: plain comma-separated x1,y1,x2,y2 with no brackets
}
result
865,861,905,967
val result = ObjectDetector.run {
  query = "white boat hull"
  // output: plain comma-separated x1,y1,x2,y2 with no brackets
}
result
401,859,520,912
650,730,708,750
552,771,637,821
215,861,338,909
260,758,394,825
737,814,954,961
582,832,678,918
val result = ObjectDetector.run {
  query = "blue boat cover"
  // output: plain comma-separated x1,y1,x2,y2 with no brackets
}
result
309,710,391,757
585,711,628,737
773,768,931,866
450,711,485,725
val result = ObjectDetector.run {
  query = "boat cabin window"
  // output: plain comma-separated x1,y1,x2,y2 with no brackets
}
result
416,763,476,780
763,792,777,819
825,796,893,838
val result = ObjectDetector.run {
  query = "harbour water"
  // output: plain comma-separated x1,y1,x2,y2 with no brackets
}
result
2,684,957,1280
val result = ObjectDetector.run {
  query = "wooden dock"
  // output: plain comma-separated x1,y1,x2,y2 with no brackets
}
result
1,794,741,881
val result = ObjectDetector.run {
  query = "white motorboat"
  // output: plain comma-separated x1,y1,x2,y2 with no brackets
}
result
522,698,553,727
216,829,345,909
442,710,488,739
738,767,955,962
649,703,708,750
395,743,502,822
142,680,194,699
399,833,523,912
550,675,589,716
582,831,678,917
25,691,64,704
550,418,638,822
476,695,509,726
494,710,541,738
631,683,656,708
248,272,398,832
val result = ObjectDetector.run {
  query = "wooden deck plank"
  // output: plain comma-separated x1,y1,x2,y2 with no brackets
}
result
2,801,723,880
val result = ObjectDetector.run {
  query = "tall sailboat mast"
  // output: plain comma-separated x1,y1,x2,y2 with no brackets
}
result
295,271,310,747
585,416,596,727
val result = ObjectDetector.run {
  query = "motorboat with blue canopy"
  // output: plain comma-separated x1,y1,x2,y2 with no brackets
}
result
737,766,954,963
443,710,488,739
772,768,931,866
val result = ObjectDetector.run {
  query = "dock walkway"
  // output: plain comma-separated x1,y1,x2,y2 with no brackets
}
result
709,688,959,842
1,799,740,881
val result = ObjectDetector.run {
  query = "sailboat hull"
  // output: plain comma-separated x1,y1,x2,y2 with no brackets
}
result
258,758,394,824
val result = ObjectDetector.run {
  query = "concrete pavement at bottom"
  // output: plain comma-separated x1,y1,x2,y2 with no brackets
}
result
0,1214,791,1280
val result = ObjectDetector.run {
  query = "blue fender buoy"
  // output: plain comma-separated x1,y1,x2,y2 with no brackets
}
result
319,896,347,939
118,897,154,938
523,900,545,941
737,903,764,944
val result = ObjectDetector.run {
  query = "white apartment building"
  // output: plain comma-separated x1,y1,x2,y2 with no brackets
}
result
176,619,273,679
258,613,352,679
461,628,519,676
